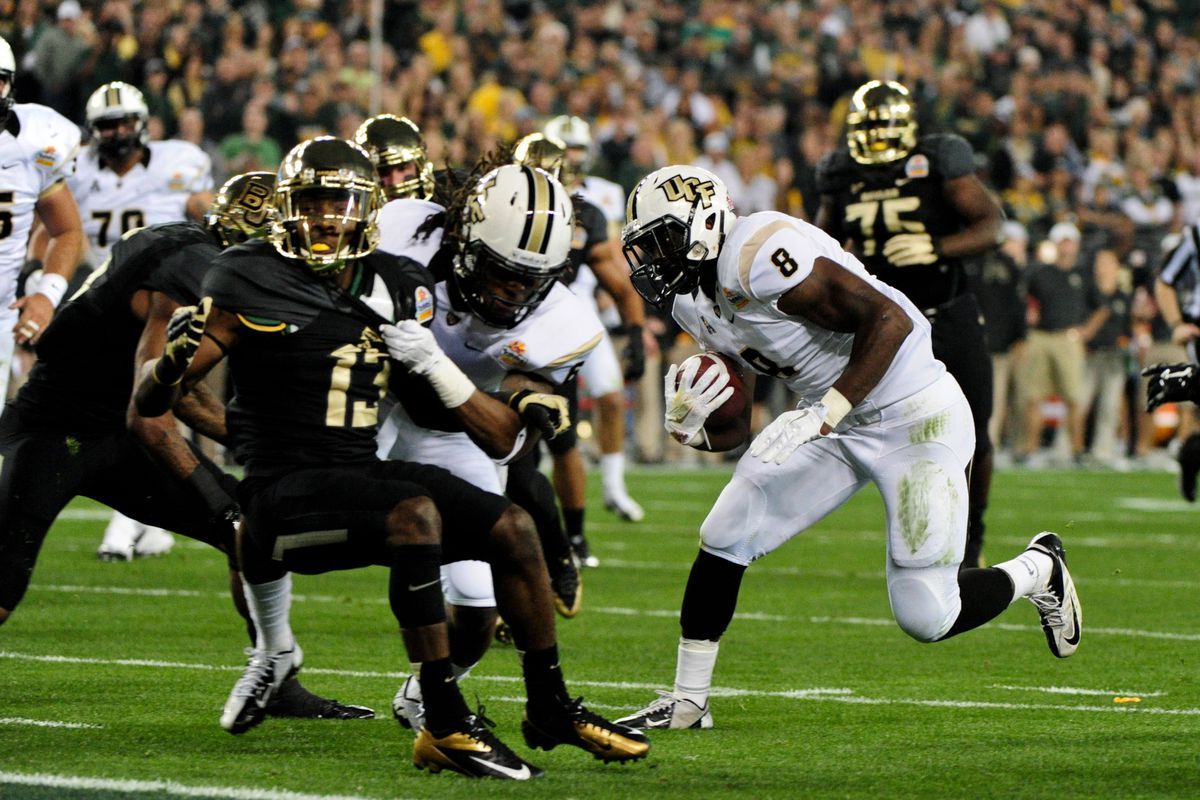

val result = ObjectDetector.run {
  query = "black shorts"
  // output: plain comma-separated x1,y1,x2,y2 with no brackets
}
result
0,406,236,610
928,292,993,450
238,460,511,575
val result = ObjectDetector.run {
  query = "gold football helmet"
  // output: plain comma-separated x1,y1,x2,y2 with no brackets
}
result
512,132,573,185
846,80,918,165
206,171,277,247
271,137,383,273
353,114,435,200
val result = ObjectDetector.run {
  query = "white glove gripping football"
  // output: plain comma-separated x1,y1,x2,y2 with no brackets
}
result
380,320,476,408
664,358,734,447
749,405,829,465
882,232,938,267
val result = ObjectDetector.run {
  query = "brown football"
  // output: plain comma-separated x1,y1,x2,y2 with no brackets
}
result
675,352,747,430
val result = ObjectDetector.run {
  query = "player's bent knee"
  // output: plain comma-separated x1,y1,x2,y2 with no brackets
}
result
386,495,441,547
490,504,540,562
699,477,766,560
888,574,958,643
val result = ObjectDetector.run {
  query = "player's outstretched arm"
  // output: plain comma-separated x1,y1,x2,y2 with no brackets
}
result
12,183,84,345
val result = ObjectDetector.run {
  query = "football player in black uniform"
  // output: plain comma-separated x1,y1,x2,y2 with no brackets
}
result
0,171,371,719
136,138,648,778
513,133,648,565
816,80,1005,568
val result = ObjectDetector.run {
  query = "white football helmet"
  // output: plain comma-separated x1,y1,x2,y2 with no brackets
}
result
454,164,572,328
0,36,15,127
621,165,733,307
85,81,150,161
544,114,594,173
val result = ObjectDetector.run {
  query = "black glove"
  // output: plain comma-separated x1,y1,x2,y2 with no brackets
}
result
1142,362,1200,412
508,389,571,440
622,325,646,381
153,297,211,386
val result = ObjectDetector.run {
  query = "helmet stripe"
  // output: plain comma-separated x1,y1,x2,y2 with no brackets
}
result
106,85,120,107
521,167,554,254
518,166,537,251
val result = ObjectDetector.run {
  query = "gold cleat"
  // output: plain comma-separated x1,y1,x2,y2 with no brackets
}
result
522,697,650,762
413,713,544,779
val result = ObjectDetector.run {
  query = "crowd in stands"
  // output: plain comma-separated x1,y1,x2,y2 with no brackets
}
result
5,0,1199,467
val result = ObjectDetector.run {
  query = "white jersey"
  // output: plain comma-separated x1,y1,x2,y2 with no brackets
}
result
579,175,626,228
70,139,212,265
0,103,81,307
672,211,944,416
434,280,604,391
377,197,444,267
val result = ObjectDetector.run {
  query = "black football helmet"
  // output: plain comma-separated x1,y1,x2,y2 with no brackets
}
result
206,172,277,247
271,137,383,273
846,80,918,165
353,114,435,201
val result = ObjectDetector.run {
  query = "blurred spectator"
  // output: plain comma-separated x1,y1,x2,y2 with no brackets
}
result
1082,250,1133,464
219,104,281,178
31,1,89,119
693,131,742,200
974,220,1029,455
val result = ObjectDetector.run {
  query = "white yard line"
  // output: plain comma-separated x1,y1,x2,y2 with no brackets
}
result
989,685,1168,697
0,772,396,800
0,717,103,729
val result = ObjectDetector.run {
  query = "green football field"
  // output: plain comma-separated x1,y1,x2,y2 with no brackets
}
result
1,466,1197,799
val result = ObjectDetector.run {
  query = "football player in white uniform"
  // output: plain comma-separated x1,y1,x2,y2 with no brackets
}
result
70,81,214,561
542,117,648,541
375,163,604,731
614,166,1083,731
0,35,83,401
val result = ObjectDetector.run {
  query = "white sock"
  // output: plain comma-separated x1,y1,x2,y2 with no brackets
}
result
601,452,626,493
995,549,1054,599
243,574,294,652
674,638,719,706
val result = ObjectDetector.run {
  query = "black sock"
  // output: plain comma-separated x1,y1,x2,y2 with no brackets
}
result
523,645,569,708
508,454,572,563
680,550,746,641
563,507,584,539
421,657,472,735
942,567,1015,639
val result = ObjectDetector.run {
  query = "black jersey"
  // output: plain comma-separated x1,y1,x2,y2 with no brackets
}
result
816,133,976,310
13,222,217,433
202,241,434,478
564,195,609,285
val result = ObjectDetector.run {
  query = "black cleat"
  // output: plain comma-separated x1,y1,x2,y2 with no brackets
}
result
413,710,544,779
1178,433,1200,503
548,553,583,618
267,675,375,719
523,696,650,762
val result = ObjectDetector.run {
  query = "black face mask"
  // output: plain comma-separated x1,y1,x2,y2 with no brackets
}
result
453,241,562,329
623,215,703,308
93,117,144,162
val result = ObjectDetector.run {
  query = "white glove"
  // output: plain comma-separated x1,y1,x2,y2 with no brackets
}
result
380,319,444,374
664,359,734,446
748,405,828,465
882,232,938,267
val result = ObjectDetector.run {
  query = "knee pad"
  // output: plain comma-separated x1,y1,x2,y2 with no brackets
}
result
442,560,496,607
698,477,766,564
887,566,960,643
889,459,965,569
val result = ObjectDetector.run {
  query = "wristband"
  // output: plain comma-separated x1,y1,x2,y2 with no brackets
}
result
423,355,477,408
820,387,853,429
35,272,69,308
185,464,239,522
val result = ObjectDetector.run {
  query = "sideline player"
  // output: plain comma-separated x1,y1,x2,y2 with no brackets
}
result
0,171,371,719
136,138,647,777
815,81,1004,568
0,35,83,402
614,166,1080,730
544,116,647,538
68,80,214,561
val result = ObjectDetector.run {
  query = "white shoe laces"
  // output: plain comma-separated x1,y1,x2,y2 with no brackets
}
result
1029,588,1064,628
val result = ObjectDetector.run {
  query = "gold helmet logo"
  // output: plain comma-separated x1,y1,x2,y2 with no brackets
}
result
657,175,717,208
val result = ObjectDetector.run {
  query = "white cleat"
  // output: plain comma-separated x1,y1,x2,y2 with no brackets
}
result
604,490,645,522
97,512,141,561
1025,532,1082,658
220,643,303,734
133,527,175,557
615,690,713,731
391,673,425,731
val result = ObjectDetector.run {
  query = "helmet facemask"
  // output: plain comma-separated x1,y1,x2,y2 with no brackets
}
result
354,114,434,201
273,184,380,273
623,212,707,308
93,114,148,162
454,239,565,328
